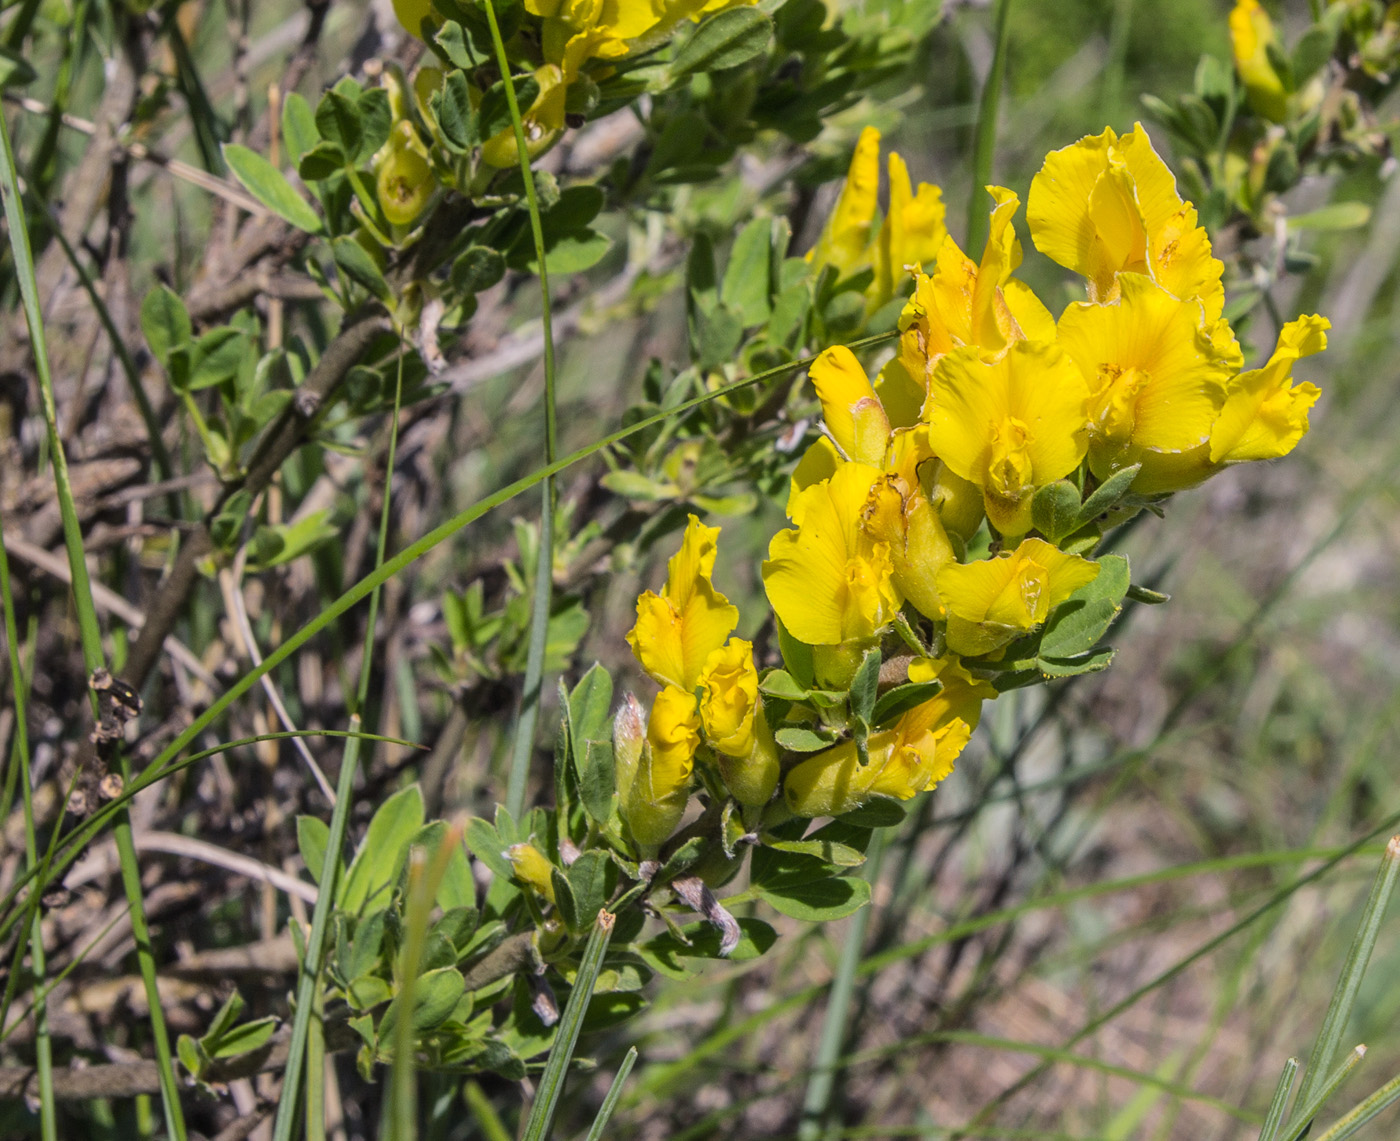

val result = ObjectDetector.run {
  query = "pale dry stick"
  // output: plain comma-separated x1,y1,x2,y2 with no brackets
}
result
0,531,216,688
65,831,316,904
6,95,269,216
218,550,336,804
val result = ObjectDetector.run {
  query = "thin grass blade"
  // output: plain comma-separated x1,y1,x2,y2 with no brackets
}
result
1294,837,1400,1115
1260,1058,1300,1141
1282,1046,1368,1141
520,910,617,1141
966,0,1013,253
481,0,560,822
0,94,188,1141
585,1047,639,1141
1311,1070,1400,1141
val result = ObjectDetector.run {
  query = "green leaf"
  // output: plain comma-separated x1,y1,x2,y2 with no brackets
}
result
848,646,881,728
332,236,392,302
314,89,362,162
763,837,865,868
464,817,515,881
0,45,37,88
759,669,810,701
177,1035,203,1080
722,217,774,327
871,679,943,726
546,185,606,232
436,70,475,152
565,850,611,930
1036,646,1115,677
1037,554,1129,661
281,93,318,168
209,1016,278,1060
1079,463,1141,521
451,245,506,295
205,990,246,1043
568,664,613,754
640,918,776,972
187,327,248,390
1288,202,1372,232
598,470,680,501
222,144,322,233
775,725,838,752
298,142,345,182
339,784,425,913
1032,480,1082,543
579,740,616,827
433,21,473,69
837,798,906,829
759,874,870,921
247,511,339,572
521,228,612,276
140,285,191,367
297,816,329,882
667,8,774,82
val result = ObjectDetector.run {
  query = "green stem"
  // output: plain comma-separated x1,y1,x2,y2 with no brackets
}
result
798,829,888,1141
1294,836,1400,1123
482,0,560,823
520,912,617,1141
271,341,406,1141
0,94,187,1141
966,0,1013,255
0,512,53,1138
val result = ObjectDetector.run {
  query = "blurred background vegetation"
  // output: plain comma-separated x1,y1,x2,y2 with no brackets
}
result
4,0,1400,1137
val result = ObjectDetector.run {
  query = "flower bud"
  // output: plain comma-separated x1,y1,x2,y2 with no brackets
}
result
698,639,780,807
506,843,556,903
612,692,646,806
623,686,699,849
377,121,435,226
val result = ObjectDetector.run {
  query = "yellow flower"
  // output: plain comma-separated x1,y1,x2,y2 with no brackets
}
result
625,685,700,848
884,188,1056,427
1129,313,1328,494
627,515,739,691
1230,0,1289,121
936,538,1100,657
763,463,902,647
1056,273,1242,479
807,126,947,311
924,340,1090,538
698,639,780,807
782,669,988,817
1027,124,1225,321
1210,314,1327,464
479,64,568,169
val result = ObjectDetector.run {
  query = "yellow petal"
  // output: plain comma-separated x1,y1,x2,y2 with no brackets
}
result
861,473,953,621
1027,126,1118,285
809,126,882,279
626,515,738,689
1230,0,1289,120
926,341,1089,537
1056,273,1237,471
698,638,759,756
626,685,699,847
1210,315,1328,463
809,345,885,463
788,436,842,515
937,539,1099,656
763,463,902,645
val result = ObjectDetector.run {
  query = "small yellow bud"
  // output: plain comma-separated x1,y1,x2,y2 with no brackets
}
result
377,123,435,226
623,687,698,849
698,639,780,807
506,843,556,902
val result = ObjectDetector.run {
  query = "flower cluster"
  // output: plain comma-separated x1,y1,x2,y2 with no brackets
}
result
394,0,759,169
618,123,1328,841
